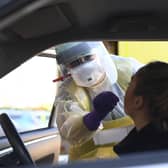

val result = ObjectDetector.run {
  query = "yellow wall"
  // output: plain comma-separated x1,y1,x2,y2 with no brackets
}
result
118,41,168,64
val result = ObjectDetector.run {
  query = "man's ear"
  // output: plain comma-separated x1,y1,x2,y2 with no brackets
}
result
134,96,144,109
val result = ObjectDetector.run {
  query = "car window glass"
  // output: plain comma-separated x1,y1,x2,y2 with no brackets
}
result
56,41,168,159
0,51,58,136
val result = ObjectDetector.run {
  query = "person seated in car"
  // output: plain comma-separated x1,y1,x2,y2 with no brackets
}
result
114,61,168,155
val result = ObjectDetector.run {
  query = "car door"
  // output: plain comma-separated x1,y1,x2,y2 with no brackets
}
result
0,49,61,166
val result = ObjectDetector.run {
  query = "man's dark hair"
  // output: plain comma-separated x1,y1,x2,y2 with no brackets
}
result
134,61,168,130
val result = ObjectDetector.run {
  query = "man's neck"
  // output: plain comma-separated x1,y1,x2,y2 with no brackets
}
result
132,111,151,131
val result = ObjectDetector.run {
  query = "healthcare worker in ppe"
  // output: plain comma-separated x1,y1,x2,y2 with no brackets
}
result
54,41,143,161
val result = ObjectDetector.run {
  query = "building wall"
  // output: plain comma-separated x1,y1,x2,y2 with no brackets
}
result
118,41,168,64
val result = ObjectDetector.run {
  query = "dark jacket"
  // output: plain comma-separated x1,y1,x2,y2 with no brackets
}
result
114,122,168,155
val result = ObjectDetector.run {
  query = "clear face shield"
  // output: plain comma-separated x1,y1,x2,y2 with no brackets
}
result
69,55,106,87
68,42,118,88
56,41,118,86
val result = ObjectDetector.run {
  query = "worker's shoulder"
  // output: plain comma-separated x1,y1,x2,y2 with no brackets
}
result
111,54,143,72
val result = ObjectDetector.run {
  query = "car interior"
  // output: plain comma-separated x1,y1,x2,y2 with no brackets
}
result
0,0,168,167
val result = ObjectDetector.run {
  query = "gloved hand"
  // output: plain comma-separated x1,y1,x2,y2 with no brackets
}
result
83,91,119,131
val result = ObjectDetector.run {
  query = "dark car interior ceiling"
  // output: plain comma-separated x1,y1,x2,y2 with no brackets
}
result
1,0,168,40
0,0,168,78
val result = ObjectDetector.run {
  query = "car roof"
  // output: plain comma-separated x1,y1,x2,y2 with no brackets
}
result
0,0,167,77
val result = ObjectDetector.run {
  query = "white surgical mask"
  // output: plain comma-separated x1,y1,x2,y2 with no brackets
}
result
70,60,105,87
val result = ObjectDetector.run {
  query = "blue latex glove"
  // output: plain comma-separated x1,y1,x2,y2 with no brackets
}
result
83,91,119,131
